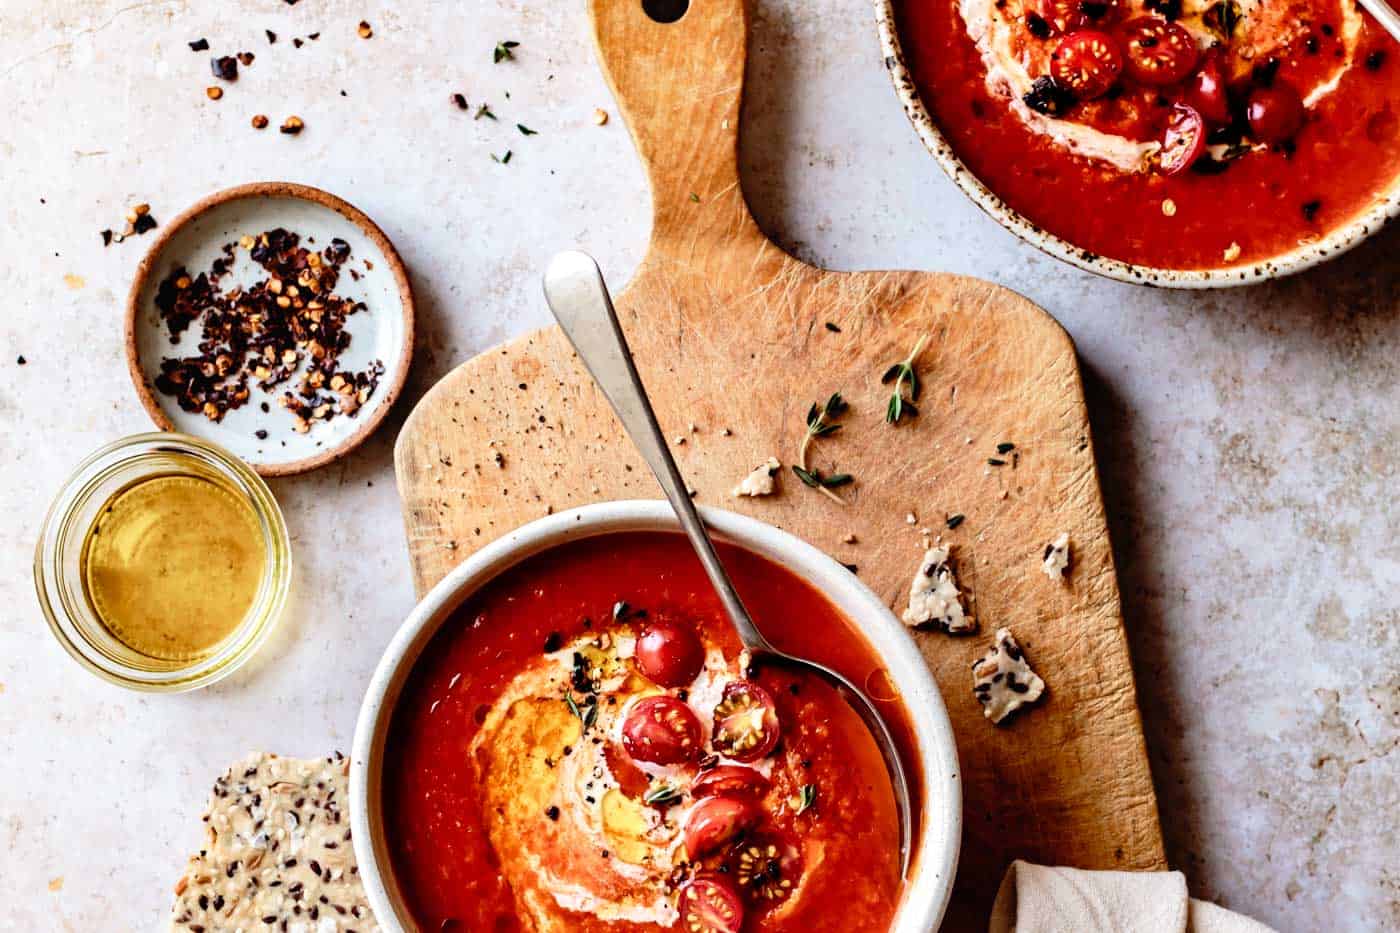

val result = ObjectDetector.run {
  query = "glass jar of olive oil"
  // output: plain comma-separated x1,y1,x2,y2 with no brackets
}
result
35,433,291,691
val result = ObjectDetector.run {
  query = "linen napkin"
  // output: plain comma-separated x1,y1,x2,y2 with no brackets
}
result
989,860,1277,933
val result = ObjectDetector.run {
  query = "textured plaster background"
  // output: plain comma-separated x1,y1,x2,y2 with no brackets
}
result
0,0,1396,930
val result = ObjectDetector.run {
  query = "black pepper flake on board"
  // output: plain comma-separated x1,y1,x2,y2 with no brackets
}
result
824,321,841,332
237,51,255,66
15,355,26,365
451,92,468,110
1301,199,1322,221
946,513,965,529
1366,51,1386,71
293,37,304,48
211,56,238,81
1025,12,1051,38
100,229,113,246
132,212,158,235
265,29,278,43
255,429,269,440
189,38,209,51
1022,76,1075,116
996,442,1015,454
842,563,859,575
987,457,1007,466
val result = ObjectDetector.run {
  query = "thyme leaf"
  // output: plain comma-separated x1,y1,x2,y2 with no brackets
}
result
794,783,817,814
643,783,683,806
882,335,928,425
493,40,520,63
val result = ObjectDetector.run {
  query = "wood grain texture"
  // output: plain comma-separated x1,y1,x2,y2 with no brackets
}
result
394,0,1165,925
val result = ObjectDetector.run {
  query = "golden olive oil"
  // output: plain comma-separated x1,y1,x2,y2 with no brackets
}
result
81,474,265,661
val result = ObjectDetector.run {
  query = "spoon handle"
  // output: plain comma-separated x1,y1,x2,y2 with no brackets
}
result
542,251,773,652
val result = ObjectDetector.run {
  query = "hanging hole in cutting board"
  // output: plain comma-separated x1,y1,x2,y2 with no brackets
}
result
642,0,689,24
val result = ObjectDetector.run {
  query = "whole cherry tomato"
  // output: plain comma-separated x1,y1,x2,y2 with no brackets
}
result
634,617,705,687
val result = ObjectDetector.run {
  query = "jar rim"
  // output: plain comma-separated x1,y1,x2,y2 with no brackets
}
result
33,432,292,692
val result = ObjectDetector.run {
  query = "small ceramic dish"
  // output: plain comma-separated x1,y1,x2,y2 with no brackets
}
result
350,501,963,932
125,182,414,476
874,0,1400,288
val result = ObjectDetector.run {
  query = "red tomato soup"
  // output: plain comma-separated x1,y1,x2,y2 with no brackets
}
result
895,0,1400,269
383,532,920,933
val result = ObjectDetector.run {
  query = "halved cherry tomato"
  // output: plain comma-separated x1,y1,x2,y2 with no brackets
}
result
621,696,703,765
1246,82,1305,142
711,680,780,762
678,876,745,933
634,617,704,687
691,765,770,800
682,796,761,860
1158,103,1206,175
1050,30,1124,101
1038,0,1121,34
729,830,804,904
1119,17,1199,86
1185,52,1232,125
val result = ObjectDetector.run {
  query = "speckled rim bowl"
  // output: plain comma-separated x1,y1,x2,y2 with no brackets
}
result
351,501,962,932
875,0,1400,288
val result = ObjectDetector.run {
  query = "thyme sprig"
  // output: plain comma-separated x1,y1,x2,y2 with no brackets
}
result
881,335,928,425
795,393,851,504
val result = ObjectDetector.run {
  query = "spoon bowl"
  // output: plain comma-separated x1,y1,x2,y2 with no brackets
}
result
542,249,915,875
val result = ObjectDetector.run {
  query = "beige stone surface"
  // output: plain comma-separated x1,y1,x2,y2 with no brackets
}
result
0,1,1395,931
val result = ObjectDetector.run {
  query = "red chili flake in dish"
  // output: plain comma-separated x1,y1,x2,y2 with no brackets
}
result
151,229,385,432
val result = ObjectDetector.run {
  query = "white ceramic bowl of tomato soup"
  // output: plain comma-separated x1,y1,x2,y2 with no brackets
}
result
877,0,1400,287
351,501,961,932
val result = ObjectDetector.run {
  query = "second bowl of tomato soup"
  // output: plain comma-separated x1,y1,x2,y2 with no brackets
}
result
880,0,1400,284
351,502,961,933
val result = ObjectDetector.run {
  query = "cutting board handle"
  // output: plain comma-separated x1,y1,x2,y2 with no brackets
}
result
589,0,764,255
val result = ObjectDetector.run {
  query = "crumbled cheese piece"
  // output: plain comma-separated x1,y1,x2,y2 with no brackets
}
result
905,513,917,525
731,458,780,497
972,628,1045,724
1042,532,1071,581
901,546,974,633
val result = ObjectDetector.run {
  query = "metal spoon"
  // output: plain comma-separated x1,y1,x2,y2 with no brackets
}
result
1360,0,1400,45
542,250,913,877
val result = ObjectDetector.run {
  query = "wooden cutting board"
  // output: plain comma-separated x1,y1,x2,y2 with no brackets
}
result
394,0,1166,925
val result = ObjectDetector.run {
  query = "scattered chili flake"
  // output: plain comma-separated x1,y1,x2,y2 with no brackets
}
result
265,29,278,44
308,32,320,40
188,38,209,52
293,37,304,48
151,228,385,433
211,56,238,81
358,20,373,39
16,355,26,365
100,229,113,246
1365,51,1386,71
237,51,255,66
132,212,158,235
206,86,223,100
252,114,269,129
1301,199,1322,221
451,93,468,110
255,429,269,440
280,115,305,135
492,150,513,163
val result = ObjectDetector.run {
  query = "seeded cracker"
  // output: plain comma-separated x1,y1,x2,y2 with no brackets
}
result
167,752,379,932
972,628,1046,724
